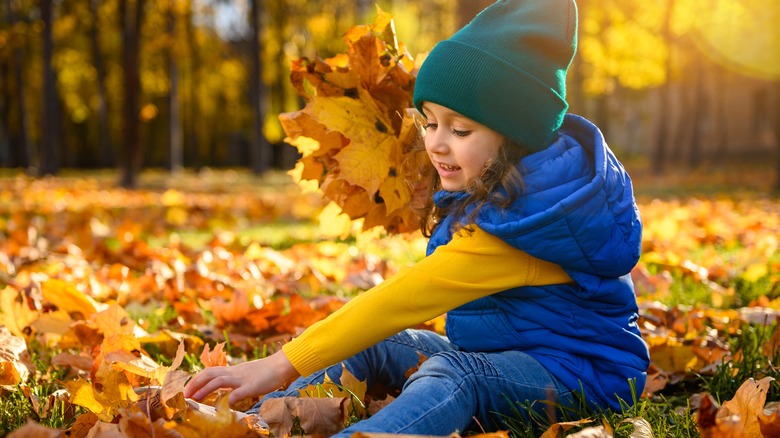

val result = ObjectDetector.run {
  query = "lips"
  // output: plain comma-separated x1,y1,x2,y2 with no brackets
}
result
437,162,460,171
434,161,461,181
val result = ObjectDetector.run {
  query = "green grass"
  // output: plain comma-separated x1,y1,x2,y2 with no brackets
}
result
0,345,86,435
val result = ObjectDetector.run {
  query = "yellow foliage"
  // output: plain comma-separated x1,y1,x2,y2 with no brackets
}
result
281,9,421,235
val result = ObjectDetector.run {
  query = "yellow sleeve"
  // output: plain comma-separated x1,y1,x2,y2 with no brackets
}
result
282,226,572,377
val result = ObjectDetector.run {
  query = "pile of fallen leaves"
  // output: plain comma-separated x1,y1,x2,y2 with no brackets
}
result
1,171,779,437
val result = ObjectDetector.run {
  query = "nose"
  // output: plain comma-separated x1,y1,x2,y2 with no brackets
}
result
425,130,448,155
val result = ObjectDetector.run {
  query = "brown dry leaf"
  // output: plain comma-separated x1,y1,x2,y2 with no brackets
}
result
200,341,229,367
161,342,190,411
696,378,776,438
367,394,396,416
104,349,163,380
259,396,349,437
117,403,181,438
175,393,257,438
6,419,60,437
0,326,34,389
65,412,100,438
716,377,774,437
51,353,92,371
83,421,125,437
404,352,429,379
759,403,780,437
299,364,368,418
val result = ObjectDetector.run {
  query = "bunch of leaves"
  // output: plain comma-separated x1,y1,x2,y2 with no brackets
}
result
281,8,428,234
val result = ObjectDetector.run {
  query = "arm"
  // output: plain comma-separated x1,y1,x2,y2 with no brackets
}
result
283,226,571,376
184,226,571,403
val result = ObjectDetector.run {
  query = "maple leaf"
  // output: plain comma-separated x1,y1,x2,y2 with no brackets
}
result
717,377,774,437
0,285,39,339
64,412,99,438
281,8,422,234
200,341,229,367
41,278,99,320
260,396,349,437
696,377,776,438
0,326,34,390
117,403,181,438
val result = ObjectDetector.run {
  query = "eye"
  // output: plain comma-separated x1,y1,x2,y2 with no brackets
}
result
423,122,438,130
452,129,471,137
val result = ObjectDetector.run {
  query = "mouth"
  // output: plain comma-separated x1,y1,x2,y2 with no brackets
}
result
437,162,461,172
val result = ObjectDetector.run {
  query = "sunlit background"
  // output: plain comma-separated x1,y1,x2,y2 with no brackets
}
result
0,0,778,188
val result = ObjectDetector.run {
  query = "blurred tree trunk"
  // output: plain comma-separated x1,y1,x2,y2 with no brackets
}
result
185,5,200,169
271,0,297,169
168,0,182,173
687,52,706,169
652,0,673,175
3,0,30,168
0,60,6,166
39,0,60,176
248,0,271,174
356,0,372,20
118,0,145,188
457,0,491,28
89,0,113,168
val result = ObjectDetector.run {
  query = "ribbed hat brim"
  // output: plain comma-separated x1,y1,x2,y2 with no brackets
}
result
413,40,568,151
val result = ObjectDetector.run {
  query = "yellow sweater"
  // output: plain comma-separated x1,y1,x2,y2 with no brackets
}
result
282,226,573,377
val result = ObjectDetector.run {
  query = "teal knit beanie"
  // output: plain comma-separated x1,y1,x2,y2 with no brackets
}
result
413,0,578,152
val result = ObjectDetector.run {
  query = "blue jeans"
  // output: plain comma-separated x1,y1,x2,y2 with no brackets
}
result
249,329,574,436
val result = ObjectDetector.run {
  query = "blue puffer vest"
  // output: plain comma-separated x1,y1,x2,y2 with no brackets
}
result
427,114,649,410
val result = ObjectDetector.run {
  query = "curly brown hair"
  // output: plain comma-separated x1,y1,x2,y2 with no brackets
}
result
402,133,529,238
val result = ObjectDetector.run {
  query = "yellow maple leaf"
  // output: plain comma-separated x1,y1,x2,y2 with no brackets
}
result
0,286,39,339
281,9,420,235
41,278,98,320
64,377,116,422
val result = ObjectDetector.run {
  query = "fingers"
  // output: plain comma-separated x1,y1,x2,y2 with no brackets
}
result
184,367,236,401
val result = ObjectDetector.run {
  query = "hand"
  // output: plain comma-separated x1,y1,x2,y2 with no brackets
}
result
184,350,299,406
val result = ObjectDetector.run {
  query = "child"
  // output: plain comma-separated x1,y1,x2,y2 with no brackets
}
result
184,0,650,435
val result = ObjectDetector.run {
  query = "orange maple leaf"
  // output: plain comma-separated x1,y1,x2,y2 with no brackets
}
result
281,8,422,234
200,342,229,368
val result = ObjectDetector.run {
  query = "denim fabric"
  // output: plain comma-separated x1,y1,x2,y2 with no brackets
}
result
249,329,573,436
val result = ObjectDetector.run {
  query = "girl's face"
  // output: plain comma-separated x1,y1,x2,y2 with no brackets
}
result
421,102,503,192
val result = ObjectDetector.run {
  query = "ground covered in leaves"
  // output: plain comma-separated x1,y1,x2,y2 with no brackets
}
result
1,169,779,437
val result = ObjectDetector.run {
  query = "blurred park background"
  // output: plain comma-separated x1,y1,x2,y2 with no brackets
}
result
0,0,779,190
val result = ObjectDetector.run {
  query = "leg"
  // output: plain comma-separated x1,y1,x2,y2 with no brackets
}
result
332,350,574,437
247,329,455,413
